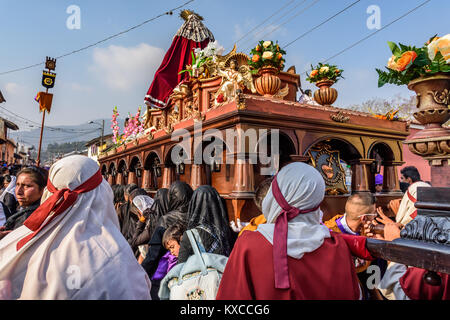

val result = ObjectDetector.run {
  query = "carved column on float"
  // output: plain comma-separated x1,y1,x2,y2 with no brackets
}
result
161,164,175,189
231,154,255,196
142,169,151,190
190,164,206,190
349,158,374,192
382,161,403,193
128,170,137,185
107,174,115,185
116,173,124,185
229,153,256,222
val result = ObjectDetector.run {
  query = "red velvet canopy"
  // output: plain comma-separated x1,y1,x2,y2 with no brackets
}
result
144,12,214,109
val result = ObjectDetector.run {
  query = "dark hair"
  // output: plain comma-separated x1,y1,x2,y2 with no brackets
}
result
162,223,186,247
348,192,376,207
3,174,11,183
111,184,125,204
124,183,138,196
129,188,148,201
254,177,273,211
16,167,47,190
400,166,421,182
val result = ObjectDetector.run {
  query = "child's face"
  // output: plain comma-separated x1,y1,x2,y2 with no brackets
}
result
166,239,180,257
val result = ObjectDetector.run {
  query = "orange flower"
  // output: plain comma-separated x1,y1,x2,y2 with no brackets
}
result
335,69,340,73
252,54,260,62
310,70,318,77
255,45,261,52
396,51,418,71
277,53,282,60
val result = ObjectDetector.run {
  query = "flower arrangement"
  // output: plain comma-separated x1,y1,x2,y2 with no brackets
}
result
179,40,224,77
111,106,122,145
306,63,344,83
123,107,144,142
376,34,450,87
111,106,145,146
248,40,286,73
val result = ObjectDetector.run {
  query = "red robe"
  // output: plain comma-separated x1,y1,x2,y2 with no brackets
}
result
216,231,364,300
400,267,449,300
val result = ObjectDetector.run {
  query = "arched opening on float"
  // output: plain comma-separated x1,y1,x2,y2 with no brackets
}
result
101,164,108,179
304,137,362,195
368,142,399,193
143,152,162,191
129,156,143,187
117,160,128,185
108,162,117,185
191,135,232,191
254,131,297,188
162,144,190,188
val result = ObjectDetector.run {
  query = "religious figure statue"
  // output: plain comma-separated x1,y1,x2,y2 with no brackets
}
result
214,59,256,107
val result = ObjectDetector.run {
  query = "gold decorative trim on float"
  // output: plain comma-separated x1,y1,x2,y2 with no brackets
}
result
330,111,350,123
308,143,348,195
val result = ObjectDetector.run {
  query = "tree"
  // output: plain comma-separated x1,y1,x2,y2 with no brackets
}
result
346,94,416,121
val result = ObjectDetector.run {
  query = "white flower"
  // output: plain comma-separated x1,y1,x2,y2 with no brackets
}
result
263,41,272,48
428,34,450,63
194,47,202,57
319,66,329,73
262,51,273,59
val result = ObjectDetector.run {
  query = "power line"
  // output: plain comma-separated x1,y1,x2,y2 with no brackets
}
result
283,0,362,48
229,0,297,49
299,0,432,78
322,0,432,63
0,0,195,76
0,104,102,133
249,0,319,50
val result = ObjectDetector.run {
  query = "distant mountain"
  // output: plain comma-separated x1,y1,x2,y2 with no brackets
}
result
9,118,126,150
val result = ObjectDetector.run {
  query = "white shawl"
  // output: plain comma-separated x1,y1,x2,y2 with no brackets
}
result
0,155,151,300
132,195,154,213
0,175,16,202
396,181,430,226
257,162,330,259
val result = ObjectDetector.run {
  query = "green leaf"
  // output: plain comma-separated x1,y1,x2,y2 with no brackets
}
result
388,41,401,56
399,43,411,52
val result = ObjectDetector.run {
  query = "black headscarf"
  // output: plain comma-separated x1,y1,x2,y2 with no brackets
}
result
111,184,125,205
186,185,233,256
168,181,193,213
144,188,170,238
158,181,193,229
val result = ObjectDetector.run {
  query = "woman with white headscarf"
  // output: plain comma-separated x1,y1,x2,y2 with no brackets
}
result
0,175,18,216
0,155,151,300
216,162,371,300
129,194,154,261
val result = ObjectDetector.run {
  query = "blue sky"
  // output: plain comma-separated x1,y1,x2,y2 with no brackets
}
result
0,0,448,139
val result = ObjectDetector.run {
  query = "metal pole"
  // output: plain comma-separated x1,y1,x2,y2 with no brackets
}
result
36,88,48,167
101,119,104,154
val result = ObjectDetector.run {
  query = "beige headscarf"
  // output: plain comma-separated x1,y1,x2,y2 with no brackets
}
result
395,181,430,226
0,155,151,300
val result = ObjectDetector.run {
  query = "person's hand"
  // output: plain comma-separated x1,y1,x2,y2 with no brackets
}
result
363,220,385,240
0,226,11,240
383,223,402,241
388,199,401,216
230,219,244,233
375,207,393,225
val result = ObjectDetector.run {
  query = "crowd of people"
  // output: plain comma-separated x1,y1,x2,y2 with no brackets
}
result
0,155,447,300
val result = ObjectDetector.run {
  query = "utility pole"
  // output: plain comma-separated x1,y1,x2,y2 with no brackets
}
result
100,119,105,154
36,57,57,167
